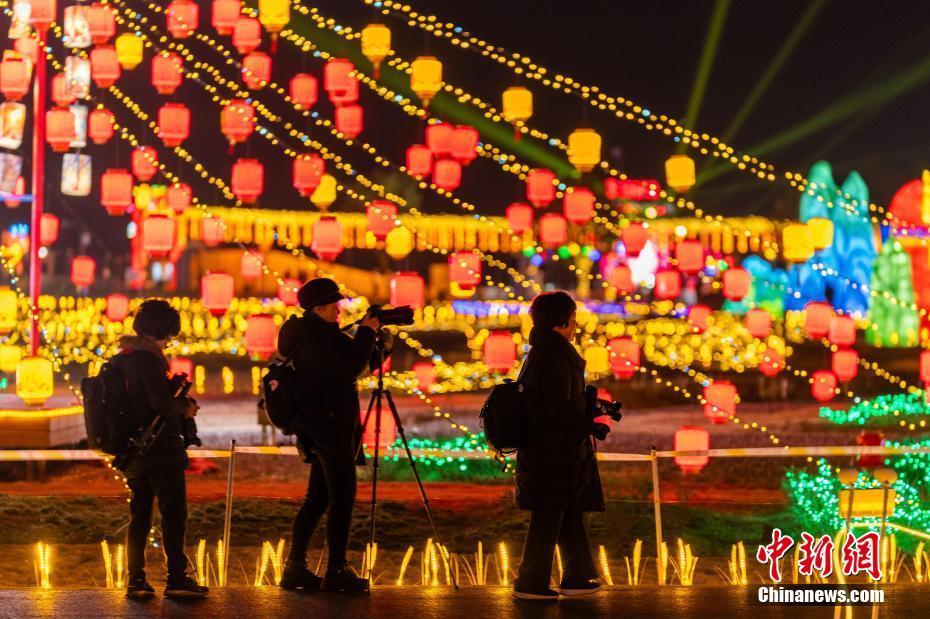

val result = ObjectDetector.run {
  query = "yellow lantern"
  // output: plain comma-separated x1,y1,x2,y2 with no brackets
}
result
258,0,290,48
310,174,337,210
133,183,153,210
665,154,696,193
502,86,532,124
782,223,814,262
0,287,17,334
807,217,834,250
16,356,54,406
584,346,610,375
361,23,391,77
568,128,601,173
385,226,414,260
410,56,442,106
449,281,475,299
115,33,144,70
0,344,22,374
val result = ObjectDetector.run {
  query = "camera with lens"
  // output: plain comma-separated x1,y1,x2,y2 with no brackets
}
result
170,373,201,448
585,385,622,441
367,304,415,327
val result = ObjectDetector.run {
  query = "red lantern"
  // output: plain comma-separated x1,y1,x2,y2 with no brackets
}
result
450,125,478,165
362,406,396,448
449,251,481,289
484,331,516,373
201,217,225,247
563,188,595,225
201,272,234,316
4,176,25,208
526,168,556,208
232,16,262,54
811,370,838,402
242,51,271,90
539,214,567,248
759,347,784,377
88,108,114,145
170,357,194,379
278,279,300,306
674,426,710,474
0,56,30,101
142,215,176,257
293,154,324,196
675,240,703,275
87,3,116,44
654,270,681,300
289,73,318,109
71,256,96,287
157,103,190,147
46,108,76,153
856,431,885,468
40,213,59,246
167,0,199,38
312,215,344,260
334,104,363,138
151,52,183,95
704,381,736,424
29,0,57,32
241,252,263,280
105,293,129,322
132,146,158,181
51,73,76,107
100,168,133,215
506,202,533,234
323,58,355,101
211,0,239,35
745,308,771,338
390,272,425,308
412,361,435,391
231,158,264,203
832,349,859,382
367,200,397,240
828,315,856,347
166,182,192,214
804,302,833,339
220,100,255,145
722,267,751,301
622,223,648,257
688,304,711,333
406,144,432,176
921,350,930,385
609,265,634,295
608,337,640,379
425,123,453,156
90,45,121,88
432,159,461,191
245,314,277,358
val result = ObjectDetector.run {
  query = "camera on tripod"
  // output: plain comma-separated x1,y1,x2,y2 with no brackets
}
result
367,304,415,327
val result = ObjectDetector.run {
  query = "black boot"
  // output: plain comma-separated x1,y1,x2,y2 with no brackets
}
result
126,576,155,599
322,563,369,593
280,561,323,591
164,574,209,598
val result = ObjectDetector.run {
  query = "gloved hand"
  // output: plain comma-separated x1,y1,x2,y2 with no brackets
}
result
591,422,611,441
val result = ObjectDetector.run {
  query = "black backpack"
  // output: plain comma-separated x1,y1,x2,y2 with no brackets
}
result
480,353,534,458
260,355,301,434
81,358,133,456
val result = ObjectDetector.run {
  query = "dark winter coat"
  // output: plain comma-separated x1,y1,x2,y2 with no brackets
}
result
277,312,377,464
515,327,605,512
117,335,190,478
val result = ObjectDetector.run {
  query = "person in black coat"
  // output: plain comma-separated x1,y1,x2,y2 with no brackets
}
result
513,291,607,601
118,300,207,599
277,277,380,593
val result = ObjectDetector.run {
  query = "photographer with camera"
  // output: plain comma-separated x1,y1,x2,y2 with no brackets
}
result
513,291,610,601
276,278,381,593
118,300,206,599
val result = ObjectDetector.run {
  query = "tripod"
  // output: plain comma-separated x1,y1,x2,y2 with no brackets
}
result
358,337,458,588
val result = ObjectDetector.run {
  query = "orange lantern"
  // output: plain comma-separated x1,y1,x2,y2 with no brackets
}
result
811,370,837,402
132,146,158,181
390,272,425,308
151,52,183,95
312,215,344,260
167,0,199,38
211,0,239,35
142,215,176,257
241,252,263,280
233,16,262,54
425,123,454,156
828,315,856,347
449,251,481,289
90,45,121,87
563,188,595,225
450,125,479,165
921,350,930,384
201,272,234,315
506,202,533,234
292,154,324,196
245,314,277,358
412,361,434,392
804,301,833,339
105,293,130,321
29,0,58,32
362,406,396,448
51,73,76,107
675,240,703,274
231,158,264,202
157,103,190,147
71,256,96,287
100,168,133,215
674,426,710,473
432,158,461,191
0,56,30,101
654,270,681,300
622,223,648,257
832,349,859,382
46,108,76,153
688,304,711,333
745,308,771,338
277,279,300,306
88,108,114,144
4,176,25,208
220,99,255,145
722,267,751,301
609,265,634,295
759,346,784,377
704,381,736,424
608,337,640,379
201,217,225,247
526,168,556,208
539,213,567,248
484,331,516,373
367,200,396,240
334,104,363,138
39,213,59,246
242,51,271,90
170,357,194,379
166,182,192,214
323,58,355,101
406,144,432,176
87,3,116,44
289,73,318,109
14,38,39,65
